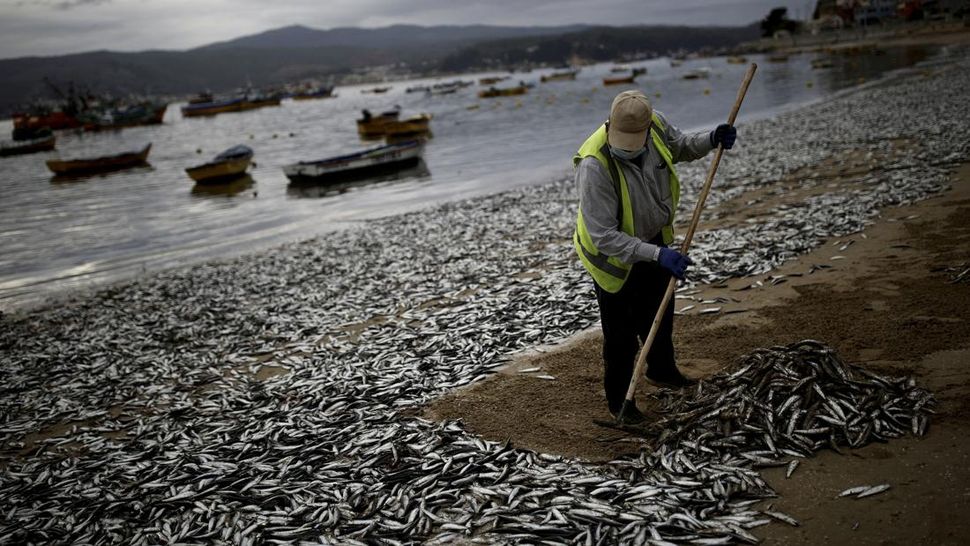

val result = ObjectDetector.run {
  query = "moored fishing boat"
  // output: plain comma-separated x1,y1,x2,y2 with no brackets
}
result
383,114,432,139
0,134,56,157
46,143,151,177
478,76,509,85
283,140,425,184
540,70,578,83
185,145,254,184
12,110,81,140
478,85,528,98
292,85,335,100
82,102,168,131
726,55,747,64
682,68,712,80
361,86,392,94
181,95,244,117
239,89,283,110
357,108,401,139
603,74,636,86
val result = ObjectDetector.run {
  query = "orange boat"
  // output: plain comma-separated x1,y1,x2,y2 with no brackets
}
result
46,143,151,177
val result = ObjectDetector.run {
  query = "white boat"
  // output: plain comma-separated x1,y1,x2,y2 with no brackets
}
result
283,140,425,184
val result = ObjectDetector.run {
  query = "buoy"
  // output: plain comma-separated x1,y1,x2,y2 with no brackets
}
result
655,92,661,98
196,148,202,154
703,88,711,95
806,81,814,88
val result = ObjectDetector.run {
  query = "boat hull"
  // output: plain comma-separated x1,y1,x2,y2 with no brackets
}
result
478,86,527,98
46,144,152,176
185,157,252,184
83,104,168,132
603,76,636,85
383,115,432,138
541,71,578,82
0,135,56,157
181,99,244,117
283,142,424,185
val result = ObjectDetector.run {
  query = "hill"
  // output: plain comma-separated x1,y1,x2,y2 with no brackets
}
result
0,23,755,116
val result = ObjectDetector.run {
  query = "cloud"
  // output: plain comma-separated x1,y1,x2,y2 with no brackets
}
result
14,0,112,9
53,0,112,10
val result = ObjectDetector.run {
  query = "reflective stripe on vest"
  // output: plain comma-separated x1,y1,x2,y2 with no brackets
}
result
572,114,680,293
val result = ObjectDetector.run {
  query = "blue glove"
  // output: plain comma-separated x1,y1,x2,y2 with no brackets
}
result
710,124,737,150
657,247,693,280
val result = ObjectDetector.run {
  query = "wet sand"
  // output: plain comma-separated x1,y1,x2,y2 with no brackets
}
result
425,161,970,543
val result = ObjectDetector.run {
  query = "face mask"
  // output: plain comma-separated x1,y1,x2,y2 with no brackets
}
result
609,145,645,161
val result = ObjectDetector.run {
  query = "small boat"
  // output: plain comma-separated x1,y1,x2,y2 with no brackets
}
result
610,66,629,73
540,70,578,83
670,59,684,68
682,68,711,80
726,56,747,64
283,140,425,184
0,134,56,157
82,103,168,131
768,53,790,63
181,96,244,117
46,143,151,177
185,145,254,184
383,114,432,138
239,90,282,110
603,75,636,86
292,86,335,100
361,86,392,94
406,85,431,94
357,108,401,138
478,76,509,85
478,85,528,98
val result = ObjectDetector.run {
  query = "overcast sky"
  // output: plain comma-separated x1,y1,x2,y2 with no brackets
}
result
0,0,816,59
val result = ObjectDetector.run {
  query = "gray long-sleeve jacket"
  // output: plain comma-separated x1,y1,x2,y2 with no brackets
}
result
576,111,714,264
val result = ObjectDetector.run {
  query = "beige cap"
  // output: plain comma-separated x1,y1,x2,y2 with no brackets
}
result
607,90,652,151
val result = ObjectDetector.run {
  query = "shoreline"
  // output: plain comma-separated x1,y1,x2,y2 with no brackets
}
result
2,42,961,318
0,46,968,544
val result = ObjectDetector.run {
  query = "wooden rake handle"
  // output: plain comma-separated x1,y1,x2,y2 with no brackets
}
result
618,63,757,422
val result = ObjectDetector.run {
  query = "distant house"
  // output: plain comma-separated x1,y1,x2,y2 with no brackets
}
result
813,0,858,25
855,0,898,24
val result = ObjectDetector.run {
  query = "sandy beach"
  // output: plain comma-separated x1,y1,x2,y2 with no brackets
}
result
1,46,969,544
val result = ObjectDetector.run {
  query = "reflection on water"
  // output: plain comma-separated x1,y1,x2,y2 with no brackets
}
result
191,174,256,198
50,165,155,184
0,45,950,309
286,159,431,199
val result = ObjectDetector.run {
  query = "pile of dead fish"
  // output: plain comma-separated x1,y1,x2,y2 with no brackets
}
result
649,340,935,468
1,53,968,544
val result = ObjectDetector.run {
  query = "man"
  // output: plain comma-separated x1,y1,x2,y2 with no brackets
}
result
573,90,736,424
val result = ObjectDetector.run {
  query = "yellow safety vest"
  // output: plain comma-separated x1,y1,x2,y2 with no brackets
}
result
573,114,680,293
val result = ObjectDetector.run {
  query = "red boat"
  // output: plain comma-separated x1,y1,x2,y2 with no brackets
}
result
12,111,81,140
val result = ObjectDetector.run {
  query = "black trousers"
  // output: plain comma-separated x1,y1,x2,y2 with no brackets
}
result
594,259,677,412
